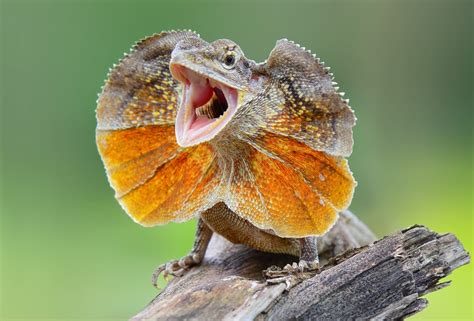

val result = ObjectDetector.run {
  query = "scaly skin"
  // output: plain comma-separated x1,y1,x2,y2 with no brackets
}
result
96,30,356,286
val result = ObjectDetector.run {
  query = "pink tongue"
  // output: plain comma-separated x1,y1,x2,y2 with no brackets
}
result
190,115,214,130
188,77,213,107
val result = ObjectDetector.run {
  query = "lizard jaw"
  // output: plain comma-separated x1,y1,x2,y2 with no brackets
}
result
171,64,239,147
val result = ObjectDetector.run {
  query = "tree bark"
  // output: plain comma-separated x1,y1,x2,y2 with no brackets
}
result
132,211,470,320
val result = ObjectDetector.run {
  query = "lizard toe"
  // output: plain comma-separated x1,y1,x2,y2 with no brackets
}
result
151,254,203,288
263,259,320,289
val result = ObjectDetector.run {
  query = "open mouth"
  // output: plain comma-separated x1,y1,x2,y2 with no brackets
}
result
170,64,239,147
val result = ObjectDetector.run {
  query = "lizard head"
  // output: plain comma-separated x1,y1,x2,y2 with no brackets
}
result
170,38,253,147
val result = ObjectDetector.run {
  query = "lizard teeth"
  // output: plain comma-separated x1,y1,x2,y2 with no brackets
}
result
195,90,227,119
195,99,216,118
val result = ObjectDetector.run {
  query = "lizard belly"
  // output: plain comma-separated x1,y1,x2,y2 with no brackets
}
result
200,202,300,256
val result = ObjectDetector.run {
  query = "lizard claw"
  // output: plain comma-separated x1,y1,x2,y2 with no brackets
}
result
264,259,319,289
151,253,201,288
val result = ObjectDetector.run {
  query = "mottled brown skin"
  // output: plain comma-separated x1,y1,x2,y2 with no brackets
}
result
96,30,356,286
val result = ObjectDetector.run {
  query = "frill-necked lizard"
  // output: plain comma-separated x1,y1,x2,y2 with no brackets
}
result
96,30,356,287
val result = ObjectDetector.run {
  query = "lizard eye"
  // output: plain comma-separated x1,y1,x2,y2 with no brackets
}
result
222,52,237,69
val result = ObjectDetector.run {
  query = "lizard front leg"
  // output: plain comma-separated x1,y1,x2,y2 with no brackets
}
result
264,236,319,286
299,236,320,270
151,217,213,287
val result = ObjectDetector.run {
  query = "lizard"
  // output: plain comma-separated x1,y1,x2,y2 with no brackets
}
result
95,30,356,287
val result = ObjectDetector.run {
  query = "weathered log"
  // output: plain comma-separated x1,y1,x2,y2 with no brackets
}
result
132,211,470,320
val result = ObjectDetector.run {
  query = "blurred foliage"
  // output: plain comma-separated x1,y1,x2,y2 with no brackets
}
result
1,0,472,320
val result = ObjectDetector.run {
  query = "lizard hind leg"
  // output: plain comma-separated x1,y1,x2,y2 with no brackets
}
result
151,218,213,288
264,236,320,288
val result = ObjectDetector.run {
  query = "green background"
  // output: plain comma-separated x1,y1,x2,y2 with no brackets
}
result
1,0,472,319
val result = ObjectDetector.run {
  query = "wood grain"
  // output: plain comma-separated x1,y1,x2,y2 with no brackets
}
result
132,211,469,320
